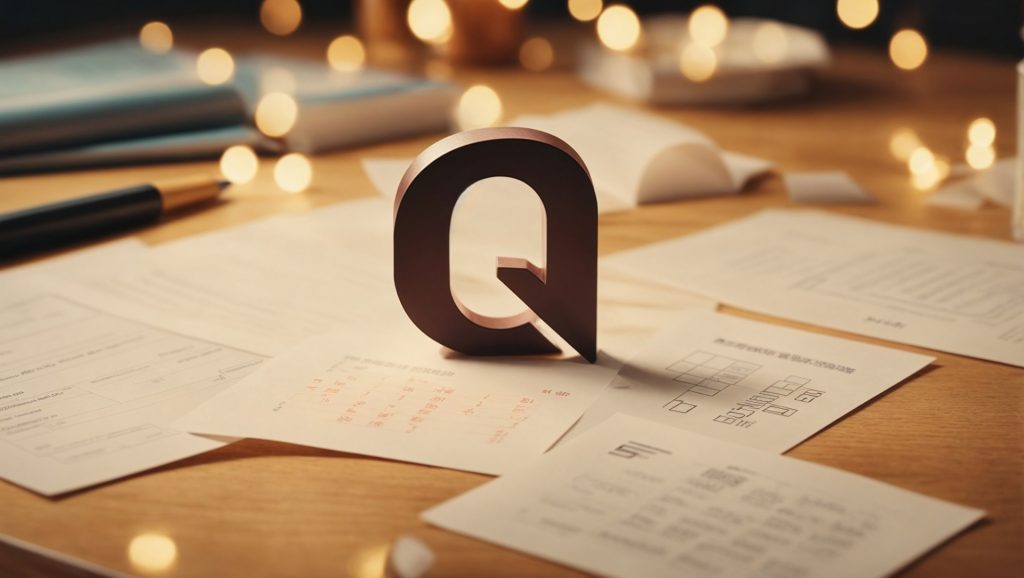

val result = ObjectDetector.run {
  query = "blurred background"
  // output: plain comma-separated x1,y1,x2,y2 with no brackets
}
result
2,1,1021,55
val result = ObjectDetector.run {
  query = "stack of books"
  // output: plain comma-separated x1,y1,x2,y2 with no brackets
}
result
0,40,459,174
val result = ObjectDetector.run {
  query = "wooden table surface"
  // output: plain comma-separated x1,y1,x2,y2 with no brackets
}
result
0,27,1022,578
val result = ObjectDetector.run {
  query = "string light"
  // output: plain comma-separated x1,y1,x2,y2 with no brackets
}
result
752,21,787,64
519,37,555,71
254,92,299,138
889,29,928,71
128,533,178,574
455,85,503,131
260,0,302,36
908,147,936,175
596,4,641,52
219,146,259,185
966,145,995,170
498,0,529,9
407,0,453,45
196,48,235,85
274,153,313,193
139,22,173,54
568,0,603,22
967,118,996,147
689,5,729,48
327,35,366,72
679,43,717,82
836,0,879,30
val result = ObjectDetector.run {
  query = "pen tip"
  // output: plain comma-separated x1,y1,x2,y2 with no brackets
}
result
217,179,231,191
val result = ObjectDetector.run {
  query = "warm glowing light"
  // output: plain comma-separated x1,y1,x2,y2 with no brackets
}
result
407,0,453,45
908,147,936,175
836,0,879,30
568,0,603,22
347,544,389,578
260,0,302,36
889,128,921,161
752,22,787,64
254,92,298,138
139,21,173,54
967,117,996,147
966,145,996,170
128,533,177,574
689,5,729,48
455,85,503,131
260,67,297,95
519,37,555,71
220,146,259,185
912,170,941,190
499,0,529,9
274,153,313,193
327,35,366,72
679,43,717,82
889,29,928,71
596,5,641,52
196,48,235,85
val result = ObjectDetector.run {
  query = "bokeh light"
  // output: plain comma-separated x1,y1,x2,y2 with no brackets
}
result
327,35,366,72
455,85,503,131
274,153,313,193
836,0,879,30
196,48,235,85
254,92,299,138
128,533,178,574
689,5,729,48
889,128,921,161
679,43,717,82
966,145,996,170
889,29,928,71
498,0,529,9
596,5,641,52
967,117,996,147
260,0,302,36
568,0,603,22
407,0,453,45
752,22,787,64
908,146,936,175
139,21,173,54
519,37,555,71
219,145,259,185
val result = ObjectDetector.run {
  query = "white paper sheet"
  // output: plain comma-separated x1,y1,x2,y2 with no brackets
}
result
424,414,984,578
565,310,933,451
783,171,875,204
604,210,1024,367
0,288,264,495
174,327,616,475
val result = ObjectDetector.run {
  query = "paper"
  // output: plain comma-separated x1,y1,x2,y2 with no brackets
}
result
363,104,773,213
925,180,985,210
605,210,1024,367
45,199,404,356
174,328,616,475
0,289,263,495
928,158,1015,210
566,310,933,451
424,414,984,578
783,171,875,204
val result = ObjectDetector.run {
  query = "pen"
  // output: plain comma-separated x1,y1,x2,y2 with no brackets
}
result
0,175,229,259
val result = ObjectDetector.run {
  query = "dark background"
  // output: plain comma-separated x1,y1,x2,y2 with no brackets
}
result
1,1,1021,55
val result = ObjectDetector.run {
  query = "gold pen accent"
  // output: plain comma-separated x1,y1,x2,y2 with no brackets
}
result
156,175,230,212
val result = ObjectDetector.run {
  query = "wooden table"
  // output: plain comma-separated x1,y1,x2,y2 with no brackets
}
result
1,28,1021,578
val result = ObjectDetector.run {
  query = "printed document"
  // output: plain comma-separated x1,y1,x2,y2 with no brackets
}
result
424,414,984,578
174,327,616,475
0,289,263,495
566,310,933,452
605,210,1024,367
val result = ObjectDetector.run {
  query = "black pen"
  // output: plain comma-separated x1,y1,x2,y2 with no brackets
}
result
0,176,229,260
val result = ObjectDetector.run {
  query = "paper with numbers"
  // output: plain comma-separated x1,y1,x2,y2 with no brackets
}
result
424,414,983,578
564,310,933,452
175,327,615,474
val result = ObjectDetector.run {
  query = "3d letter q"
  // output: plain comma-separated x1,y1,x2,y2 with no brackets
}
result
393,128,597,362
